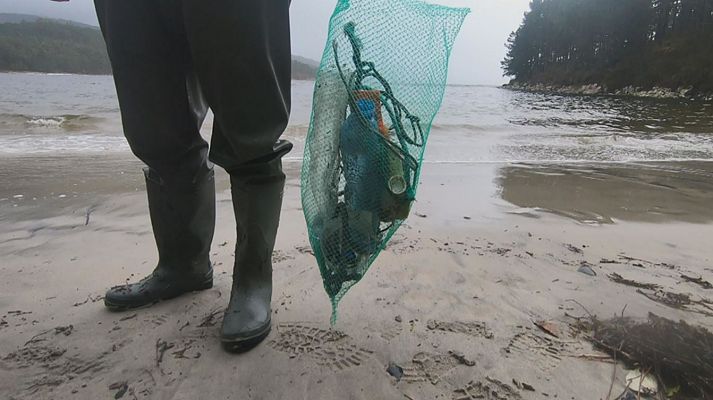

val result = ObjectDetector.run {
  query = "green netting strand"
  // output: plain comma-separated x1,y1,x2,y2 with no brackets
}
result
300,0,469,323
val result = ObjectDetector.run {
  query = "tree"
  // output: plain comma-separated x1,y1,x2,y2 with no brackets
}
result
502,0,713,92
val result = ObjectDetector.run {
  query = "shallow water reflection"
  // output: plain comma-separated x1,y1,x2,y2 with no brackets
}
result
496,161,713,224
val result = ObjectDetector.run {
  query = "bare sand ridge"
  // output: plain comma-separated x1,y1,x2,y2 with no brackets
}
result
1,162,712,399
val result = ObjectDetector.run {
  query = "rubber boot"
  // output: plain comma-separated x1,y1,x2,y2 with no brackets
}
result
221,140,292,352
104,166,216,310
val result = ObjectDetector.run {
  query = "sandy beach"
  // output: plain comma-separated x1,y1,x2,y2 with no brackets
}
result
2,0,713,395
1,157,712,399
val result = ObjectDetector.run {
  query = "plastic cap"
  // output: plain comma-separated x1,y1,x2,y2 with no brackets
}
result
388,175,407,195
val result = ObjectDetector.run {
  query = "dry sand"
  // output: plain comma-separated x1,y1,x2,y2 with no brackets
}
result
1,160,712,399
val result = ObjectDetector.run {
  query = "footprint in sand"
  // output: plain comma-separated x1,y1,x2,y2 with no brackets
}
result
268,323,373,371
2,341,110,397
399,351,468,385
427,320,494,339
2,345,67,368
503,329,581,372
452,377,522,400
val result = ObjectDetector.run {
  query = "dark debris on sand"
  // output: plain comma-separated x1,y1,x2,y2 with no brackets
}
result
636,289,713,317
680,274,713,290
607,273,660,290
586,313,713,399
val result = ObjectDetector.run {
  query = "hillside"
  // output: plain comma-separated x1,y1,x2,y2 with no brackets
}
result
0,13,45,24
0,14,318,79
502,0,713,95
0,12,96,27
292,58,319,80
0,17,109,74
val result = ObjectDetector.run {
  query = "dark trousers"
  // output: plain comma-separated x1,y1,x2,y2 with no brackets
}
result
94,0,292,183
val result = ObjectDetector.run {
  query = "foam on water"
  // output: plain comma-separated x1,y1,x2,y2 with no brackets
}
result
0,113,106,132
26,116,65,128
490,130,713,163
0,134,130,154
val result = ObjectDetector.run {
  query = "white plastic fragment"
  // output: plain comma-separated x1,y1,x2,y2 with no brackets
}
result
625,369,658,395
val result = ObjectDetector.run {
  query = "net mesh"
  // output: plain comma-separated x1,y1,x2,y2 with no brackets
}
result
300,0,469,322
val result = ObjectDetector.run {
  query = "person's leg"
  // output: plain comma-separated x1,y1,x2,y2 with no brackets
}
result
182,0,292,351
95,0,216,310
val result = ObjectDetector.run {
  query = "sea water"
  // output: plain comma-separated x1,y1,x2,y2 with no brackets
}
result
2,72,713,223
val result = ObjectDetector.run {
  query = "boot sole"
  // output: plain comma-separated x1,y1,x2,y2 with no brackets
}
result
104,278,213,312
221,323,272,354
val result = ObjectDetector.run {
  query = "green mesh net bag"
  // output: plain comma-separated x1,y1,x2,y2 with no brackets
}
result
301,0,469,322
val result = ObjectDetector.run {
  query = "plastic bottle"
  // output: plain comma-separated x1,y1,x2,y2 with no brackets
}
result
340,98,382,254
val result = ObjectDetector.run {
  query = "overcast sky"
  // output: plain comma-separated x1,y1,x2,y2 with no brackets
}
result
0,0,529,85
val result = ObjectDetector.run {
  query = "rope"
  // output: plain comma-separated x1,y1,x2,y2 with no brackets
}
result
333,22,422,176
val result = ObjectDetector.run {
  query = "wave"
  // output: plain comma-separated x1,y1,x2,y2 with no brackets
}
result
0,134,129,154
0,113,104,132
26,116,65,128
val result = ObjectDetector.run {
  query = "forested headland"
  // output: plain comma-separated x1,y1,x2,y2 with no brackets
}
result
502,0,713,96
0,18,111,74
0,14,318,79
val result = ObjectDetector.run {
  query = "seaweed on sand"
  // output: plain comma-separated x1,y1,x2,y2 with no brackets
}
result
587,313,713,399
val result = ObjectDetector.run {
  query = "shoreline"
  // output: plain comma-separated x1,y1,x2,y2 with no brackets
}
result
503,81,713,101
3,156,713,225
4,157,713,224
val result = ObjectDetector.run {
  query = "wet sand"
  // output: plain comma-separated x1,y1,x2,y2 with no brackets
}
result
1,159,712,399
498,161,713,224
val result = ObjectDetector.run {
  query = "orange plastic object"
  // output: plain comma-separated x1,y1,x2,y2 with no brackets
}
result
354,90,389,136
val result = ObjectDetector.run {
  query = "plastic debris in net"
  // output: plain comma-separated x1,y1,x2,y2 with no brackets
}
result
301,0,469,323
